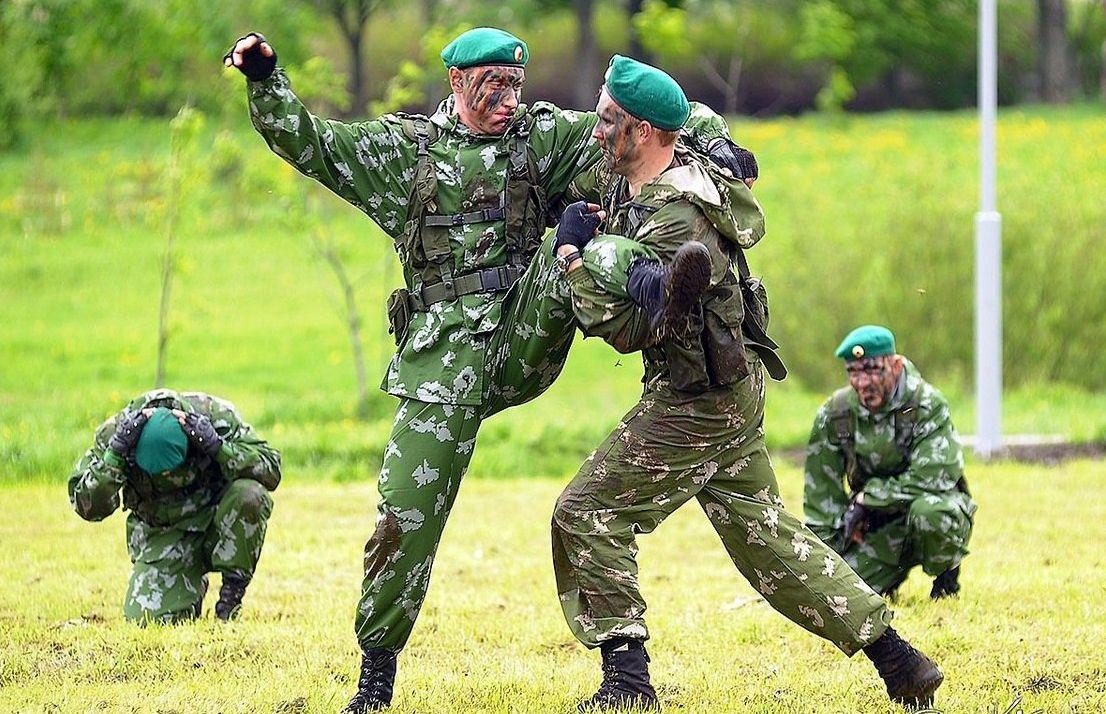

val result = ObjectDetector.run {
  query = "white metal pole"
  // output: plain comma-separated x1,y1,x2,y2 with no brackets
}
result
975,0,1002,457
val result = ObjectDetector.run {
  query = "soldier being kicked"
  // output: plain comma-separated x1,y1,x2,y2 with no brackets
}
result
804,325,977,599
550,55,945,711
224,26,755,712
68,389,280,623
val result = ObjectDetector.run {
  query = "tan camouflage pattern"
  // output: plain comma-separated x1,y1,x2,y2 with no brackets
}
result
552,156,891,655
804,362,977,593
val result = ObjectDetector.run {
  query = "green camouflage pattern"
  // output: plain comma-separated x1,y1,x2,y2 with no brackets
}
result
245,69,731,652
553,156,891,655
68,389,280,622
356,234,578,651
803,362,977,592
247,70,729,408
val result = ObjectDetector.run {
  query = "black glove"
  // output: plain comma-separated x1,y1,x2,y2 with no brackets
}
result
842,501,868,544
707,138,758,182
554,201,602,252
181,412,223,460
224,32,277,82
108,410,150,458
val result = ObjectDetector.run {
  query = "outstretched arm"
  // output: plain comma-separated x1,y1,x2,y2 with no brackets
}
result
227,32,415,237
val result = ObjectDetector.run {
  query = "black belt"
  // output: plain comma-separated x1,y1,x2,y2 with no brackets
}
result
408,264,523,311
422,205,506,227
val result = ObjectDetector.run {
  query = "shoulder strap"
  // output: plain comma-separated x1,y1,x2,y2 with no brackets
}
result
892,389,922,454
826,389,862,491
504,113,543,268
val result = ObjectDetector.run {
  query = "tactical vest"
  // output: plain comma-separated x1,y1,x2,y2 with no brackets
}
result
386,113,547,341
825,388,920,493
606,158,786,393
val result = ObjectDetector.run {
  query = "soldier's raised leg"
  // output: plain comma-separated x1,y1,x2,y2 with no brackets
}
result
348,398,481,710
483,231,577,416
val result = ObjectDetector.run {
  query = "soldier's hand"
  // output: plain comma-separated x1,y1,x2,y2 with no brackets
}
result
108,410,150,458
707,138,758,188
223,32,277,82
177,411,223,460
554,201,606,252
842,501,867,544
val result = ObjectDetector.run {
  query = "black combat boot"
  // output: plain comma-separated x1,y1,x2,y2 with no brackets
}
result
930,565,961,600
215,573,249,621
343,648,398,713
863,627,944,708
626,241,712,334
578,638,659,712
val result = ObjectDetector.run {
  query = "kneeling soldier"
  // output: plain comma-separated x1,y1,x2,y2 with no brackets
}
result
68,389,281,623
550,57,944,711
804,325,976,598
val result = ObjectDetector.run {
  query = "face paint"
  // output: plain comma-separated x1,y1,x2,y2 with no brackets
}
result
847,355,900,411
593,90,641,175
456,66,524,135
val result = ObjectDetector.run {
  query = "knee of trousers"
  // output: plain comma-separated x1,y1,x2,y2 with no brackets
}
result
552,489,595,538
220,479,273,521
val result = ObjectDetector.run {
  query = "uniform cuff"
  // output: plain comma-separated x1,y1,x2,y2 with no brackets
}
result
103,450,125,469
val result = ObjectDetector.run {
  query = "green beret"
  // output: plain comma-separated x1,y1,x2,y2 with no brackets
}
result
603,54,690,131
835,325,896,361
440,27,529,69
134,407,188,474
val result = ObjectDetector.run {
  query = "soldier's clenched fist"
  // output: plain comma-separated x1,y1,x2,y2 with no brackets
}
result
223,32,277,82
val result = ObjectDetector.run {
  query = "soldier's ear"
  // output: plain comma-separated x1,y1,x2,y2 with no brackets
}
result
448,67,465,93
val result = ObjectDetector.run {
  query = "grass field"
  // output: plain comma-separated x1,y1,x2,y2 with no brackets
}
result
3,459,1105,712
2,106,1105,485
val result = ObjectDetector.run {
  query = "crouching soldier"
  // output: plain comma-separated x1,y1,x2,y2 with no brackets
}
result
68,389,281,623
804,325,976,599
550,57,945,711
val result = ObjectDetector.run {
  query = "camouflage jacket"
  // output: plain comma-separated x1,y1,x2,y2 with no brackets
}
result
246,69,729,406
803,361,970,541
583,148,766,390
67,389,281,530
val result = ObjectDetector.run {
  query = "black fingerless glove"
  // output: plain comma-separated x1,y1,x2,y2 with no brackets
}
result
225,32,277,82
554,201,602,253
108,410,150,459
182,412,224,460
707,138,758,182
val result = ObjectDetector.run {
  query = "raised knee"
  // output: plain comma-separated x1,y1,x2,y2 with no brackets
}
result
225,479,272,518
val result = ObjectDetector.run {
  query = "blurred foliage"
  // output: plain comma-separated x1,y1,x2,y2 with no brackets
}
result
0,0,1103,148
3,108,1106,483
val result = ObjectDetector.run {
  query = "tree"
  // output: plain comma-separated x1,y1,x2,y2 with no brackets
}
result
1037,0,1075,102
573,0,600,108
312,0,388,116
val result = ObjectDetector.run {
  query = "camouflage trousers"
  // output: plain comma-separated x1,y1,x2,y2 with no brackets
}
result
123,479,273,623
552,236,891,655
355,233,576,653
832,492,975,594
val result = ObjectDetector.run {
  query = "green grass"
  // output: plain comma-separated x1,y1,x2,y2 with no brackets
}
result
2,107,1106,485
3,460,1105,712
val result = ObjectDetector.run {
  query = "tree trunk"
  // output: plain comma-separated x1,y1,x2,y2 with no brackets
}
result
1101,1,1106,100
1037,0,1074,103
626,0,651,63
573,0,598,109
1101,39,1106,100
346,29,367,117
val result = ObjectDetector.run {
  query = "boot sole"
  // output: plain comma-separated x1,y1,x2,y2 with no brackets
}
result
891,666,944,708
662,241,712,334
